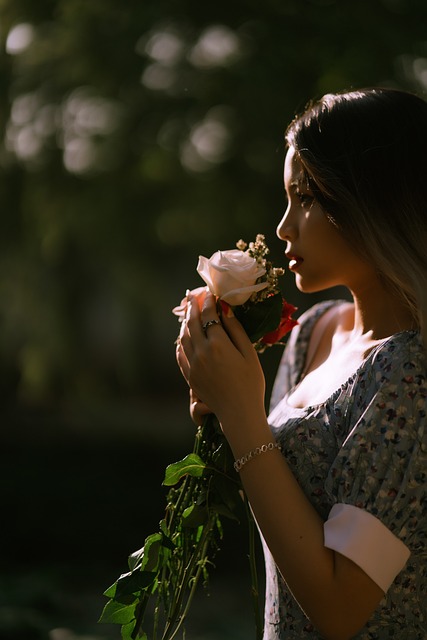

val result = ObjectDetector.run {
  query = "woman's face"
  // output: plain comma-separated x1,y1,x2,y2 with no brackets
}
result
277,147,373,294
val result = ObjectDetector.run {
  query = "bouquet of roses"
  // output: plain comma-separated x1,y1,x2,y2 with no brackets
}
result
99,235,297,640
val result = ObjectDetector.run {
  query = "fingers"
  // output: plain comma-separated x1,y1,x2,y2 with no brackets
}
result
176,336,190,385
189,388,212,425
200,294,224,338
189,290,255,359
187,290,223,340
200,290,220,322
219,305,259,361
180,290,256,366
184,292,206,341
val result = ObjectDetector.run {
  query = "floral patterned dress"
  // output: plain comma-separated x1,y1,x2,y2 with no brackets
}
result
263,300,427,639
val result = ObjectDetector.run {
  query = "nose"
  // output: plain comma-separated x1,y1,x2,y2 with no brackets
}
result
276,204,296,242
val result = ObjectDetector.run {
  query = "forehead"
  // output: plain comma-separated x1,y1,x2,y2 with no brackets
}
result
284,146,305,186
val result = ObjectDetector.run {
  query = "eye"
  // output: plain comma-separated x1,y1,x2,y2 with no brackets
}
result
295,190,314,208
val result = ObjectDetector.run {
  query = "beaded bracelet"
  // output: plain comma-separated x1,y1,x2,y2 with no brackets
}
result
234,441,282,472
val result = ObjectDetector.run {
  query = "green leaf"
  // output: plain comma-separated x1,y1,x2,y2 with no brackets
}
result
234,293,283,343
114,570,156,598
140,537,161,572
129,628,148,640
161,530,175,551
163,453,206,486
103,580,119,599
128,533,163,572
128,546,144,572
121,621,140,640
98,596,137,624
210,474,241,514
211,502,240,522
182,503,208,527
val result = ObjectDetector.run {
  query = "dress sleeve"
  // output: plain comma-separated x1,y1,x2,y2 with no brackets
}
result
324,333,427,592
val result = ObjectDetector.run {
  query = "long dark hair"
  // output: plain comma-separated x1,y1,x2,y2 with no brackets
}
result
286,88,427,339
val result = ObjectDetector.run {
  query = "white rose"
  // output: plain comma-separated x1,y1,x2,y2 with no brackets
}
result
196,249,268,306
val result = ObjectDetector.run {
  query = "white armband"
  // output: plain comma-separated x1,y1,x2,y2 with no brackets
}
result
324,503,410,592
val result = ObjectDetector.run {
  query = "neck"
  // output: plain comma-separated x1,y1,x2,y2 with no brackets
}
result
349,283,416,340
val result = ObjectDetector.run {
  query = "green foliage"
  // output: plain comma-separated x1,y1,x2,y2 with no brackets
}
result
0,0,426,406
163,453,206,486
99,414,251,640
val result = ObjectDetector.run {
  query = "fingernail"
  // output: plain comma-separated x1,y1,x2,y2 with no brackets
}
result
220,300,234,317
186,289,193,300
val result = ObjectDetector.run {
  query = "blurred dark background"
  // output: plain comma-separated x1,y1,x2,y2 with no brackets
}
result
0,0,426,638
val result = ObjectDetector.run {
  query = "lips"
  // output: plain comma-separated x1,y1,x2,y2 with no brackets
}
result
286,253,304,271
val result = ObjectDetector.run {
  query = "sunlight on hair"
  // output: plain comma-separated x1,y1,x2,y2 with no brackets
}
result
6,23,35,55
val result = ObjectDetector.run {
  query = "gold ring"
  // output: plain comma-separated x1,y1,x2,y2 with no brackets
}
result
202,319,221,334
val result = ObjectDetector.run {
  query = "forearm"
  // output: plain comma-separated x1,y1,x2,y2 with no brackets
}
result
221,414,383,639
179,291,383,636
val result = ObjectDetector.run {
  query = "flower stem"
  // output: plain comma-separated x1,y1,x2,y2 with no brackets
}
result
161,514,216,640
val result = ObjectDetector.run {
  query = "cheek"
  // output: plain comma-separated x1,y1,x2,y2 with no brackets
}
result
293,240,345,291
310,219,349,257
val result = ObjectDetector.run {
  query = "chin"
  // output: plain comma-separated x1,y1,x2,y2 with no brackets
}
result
295,279,322,294
295,274,340,294
296,281,335,295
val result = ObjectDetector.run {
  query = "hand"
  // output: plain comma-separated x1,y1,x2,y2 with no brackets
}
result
175,287,207,388
177,290,267,430
189,388,212,426
175,292,213,425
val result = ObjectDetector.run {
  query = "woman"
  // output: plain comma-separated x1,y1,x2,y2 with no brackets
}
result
176,88,427,639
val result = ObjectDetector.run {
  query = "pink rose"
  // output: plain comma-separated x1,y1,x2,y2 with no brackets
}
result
196,249,268,306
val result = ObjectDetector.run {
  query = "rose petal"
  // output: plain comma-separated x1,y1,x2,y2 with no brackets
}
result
220,281,269,306
172,286,208,320
261,301,298,345
196,249,267,306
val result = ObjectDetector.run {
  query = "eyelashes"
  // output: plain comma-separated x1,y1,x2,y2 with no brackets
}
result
283,184,315,211
295,190,315,208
